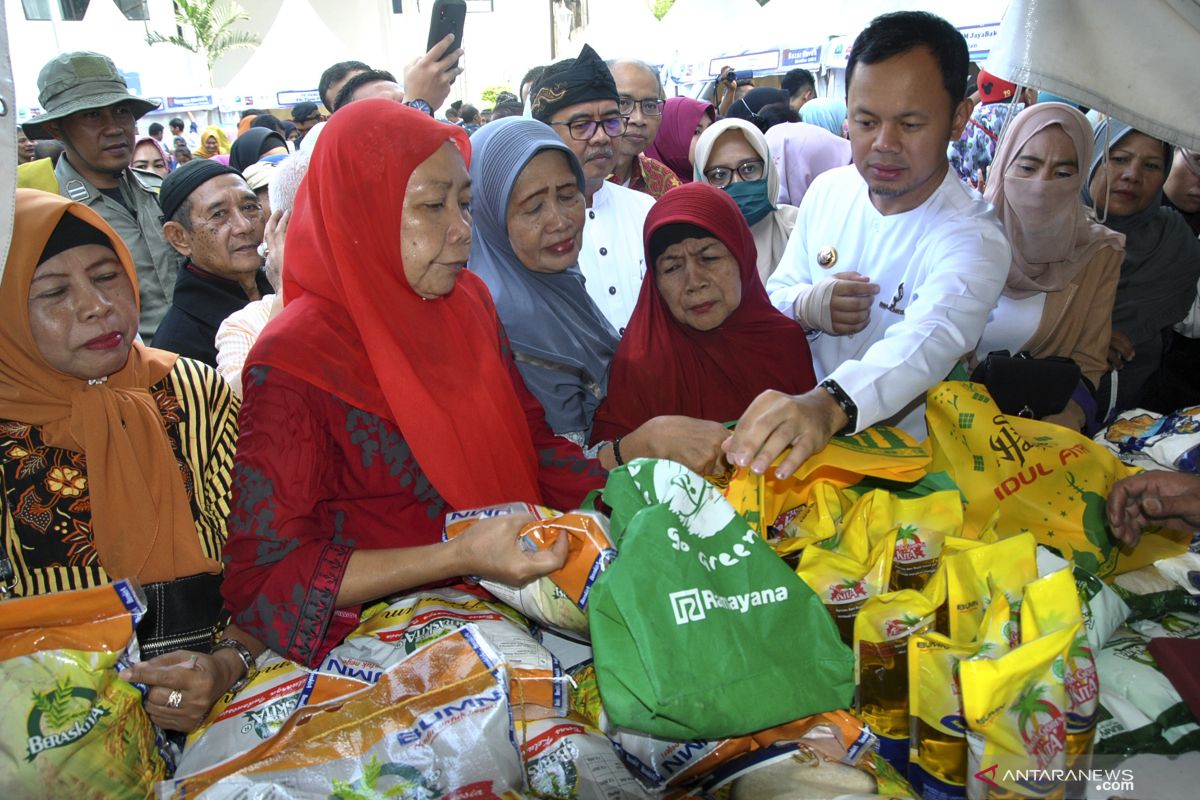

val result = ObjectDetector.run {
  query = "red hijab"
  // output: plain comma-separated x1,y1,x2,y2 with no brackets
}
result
645,97,715,183
247,99,540,509
591,183,816,442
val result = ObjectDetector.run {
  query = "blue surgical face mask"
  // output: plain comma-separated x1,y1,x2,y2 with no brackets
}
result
724,178,773,225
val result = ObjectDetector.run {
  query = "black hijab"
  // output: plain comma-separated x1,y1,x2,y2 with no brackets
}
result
230,128,288,173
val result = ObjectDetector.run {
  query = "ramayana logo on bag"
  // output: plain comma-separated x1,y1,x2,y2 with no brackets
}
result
668,586,789,625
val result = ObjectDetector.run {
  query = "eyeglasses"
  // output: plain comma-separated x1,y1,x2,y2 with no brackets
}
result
617,97,665,117
549,116,629,140
704,159,766,188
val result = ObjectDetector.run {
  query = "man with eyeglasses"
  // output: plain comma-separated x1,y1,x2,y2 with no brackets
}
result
531,44,655,334
606,59,681,200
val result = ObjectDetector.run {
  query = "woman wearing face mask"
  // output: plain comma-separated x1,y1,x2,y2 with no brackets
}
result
1083,118,1200,419
694,118,798,283
975,103,1125,430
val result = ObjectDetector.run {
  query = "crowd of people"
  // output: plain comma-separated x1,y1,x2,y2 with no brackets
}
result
4,7,1200,781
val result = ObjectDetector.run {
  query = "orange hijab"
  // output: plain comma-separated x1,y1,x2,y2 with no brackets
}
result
248,100,541,509
0,189,220,584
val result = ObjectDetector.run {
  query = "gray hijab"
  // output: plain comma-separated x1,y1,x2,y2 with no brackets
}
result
468,117,618,437
1083,117,1200,344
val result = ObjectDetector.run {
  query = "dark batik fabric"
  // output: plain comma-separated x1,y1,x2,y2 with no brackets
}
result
609,153,682,201
0,358,238,596
222,342,606,667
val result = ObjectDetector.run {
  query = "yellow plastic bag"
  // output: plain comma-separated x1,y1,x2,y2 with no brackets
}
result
854,589,937,773
770,480,851,557
1021,568,1098,769
925,382,1190,577
960,624,1078,799
724,426,929,538
0,580,164,800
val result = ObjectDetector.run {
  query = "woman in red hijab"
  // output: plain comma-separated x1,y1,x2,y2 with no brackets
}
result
221,99,606,667
591,183,816,444
645,96,716,183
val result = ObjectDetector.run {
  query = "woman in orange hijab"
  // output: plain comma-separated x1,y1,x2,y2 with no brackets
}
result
221,99,606,668
0,189,259,732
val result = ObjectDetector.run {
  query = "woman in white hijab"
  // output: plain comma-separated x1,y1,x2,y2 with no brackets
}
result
693,118,798,284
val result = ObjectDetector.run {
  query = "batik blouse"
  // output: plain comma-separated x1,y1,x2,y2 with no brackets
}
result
0,358,238,596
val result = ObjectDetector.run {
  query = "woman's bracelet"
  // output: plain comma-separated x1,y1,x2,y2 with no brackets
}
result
612,436,625,466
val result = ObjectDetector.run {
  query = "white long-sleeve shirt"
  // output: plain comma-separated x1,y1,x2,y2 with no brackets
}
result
767,165,1010,437
579,181,655,336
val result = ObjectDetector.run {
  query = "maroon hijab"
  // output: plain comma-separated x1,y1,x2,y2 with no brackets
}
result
591,183,816,442
645,96,715,183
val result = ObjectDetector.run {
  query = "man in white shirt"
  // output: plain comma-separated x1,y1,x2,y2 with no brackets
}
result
725,11,1010,479
531,44,655,334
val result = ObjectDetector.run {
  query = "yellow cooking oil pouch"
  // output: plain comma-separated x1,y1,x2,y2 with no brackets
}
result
723,425,930,538
1020,568,1098,770
945,533,1038,645
923,536,986,637
888,492,965,592
906,589,1014,800
798,532,895,646
925,382,1189,578
0,580,164,800
855,589,937,773
909,631,976,800
960,624,1079,800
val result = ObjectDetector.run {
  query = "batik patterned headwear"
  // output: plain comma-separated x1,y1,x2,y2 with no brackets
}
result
530,44,618,122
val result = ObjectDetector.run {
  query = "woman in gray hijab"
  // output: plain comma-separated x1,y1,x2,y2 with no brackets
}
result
468,117,618,448
1083,118,1200,420
468,117,730,474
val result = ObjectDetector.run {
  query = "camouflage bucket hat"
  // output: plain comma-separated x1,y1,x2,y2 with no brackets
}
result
21,51,159,139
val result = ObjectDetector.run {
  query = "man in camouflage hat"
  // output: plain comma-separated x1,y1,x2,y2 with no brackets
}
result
23,52,183,339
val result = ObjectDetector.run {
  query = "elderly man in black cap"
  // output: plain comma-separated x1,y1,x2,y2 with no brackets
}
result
530,44,655,335
24,51,182,339
152,160,271,366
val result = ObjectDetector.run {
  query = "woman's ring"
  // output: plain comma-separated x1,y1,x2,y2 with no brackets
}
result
257,242,269,259
166,689,183,709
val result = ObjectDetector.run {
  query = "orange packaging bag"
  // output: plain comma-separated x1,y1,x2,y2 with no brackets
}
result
925,382,1189,577
444,505,616,637
162,626,525,799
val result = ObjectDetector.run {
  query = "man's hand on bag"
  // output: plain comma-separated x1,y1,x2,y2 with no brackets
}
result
1107,471,1200,547
723,388,848,480
828,271,880,334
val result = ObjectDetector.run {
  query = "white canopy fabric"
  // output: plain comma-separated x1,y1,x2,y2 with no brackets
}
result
986,0,1200,150
569,0,664,63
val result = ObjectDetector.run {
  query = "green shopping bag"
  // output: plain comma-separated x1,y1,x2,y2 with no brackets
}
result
589,459,855,740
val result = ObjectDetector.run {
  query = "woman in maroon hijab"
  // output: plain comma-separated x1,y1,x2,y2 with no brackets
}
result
645,97,716,183
591,183,816,444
